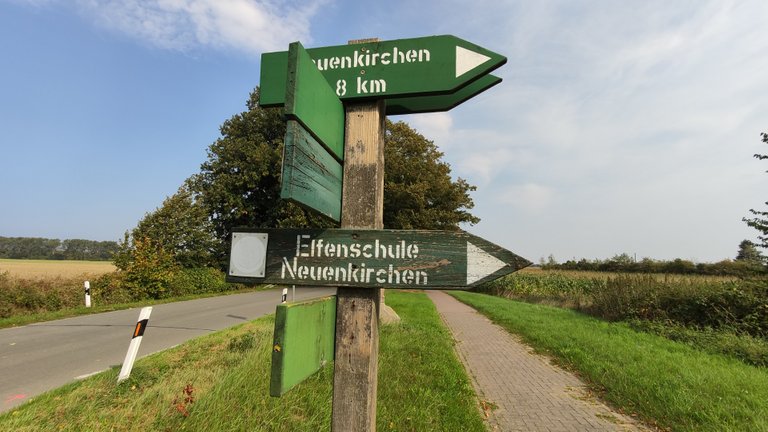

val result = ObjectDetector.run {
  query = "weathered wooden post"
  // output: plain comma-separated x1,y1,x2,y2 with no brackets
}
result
332,92,386,430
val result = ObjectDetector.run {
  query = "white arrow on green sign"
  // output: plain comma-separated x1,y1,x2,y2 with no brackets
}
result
259,35,507,108
227,228,531,289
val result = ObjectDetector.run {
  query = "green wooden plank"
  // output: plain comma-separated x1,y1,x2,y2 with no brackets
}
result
285,41,345,161
260,35,506,105
270,295,336,397
227,228,532,289
281,120,342,222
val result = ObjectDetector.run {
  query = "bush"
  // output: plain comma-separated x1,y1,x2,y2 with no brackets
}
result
90,272,135,304
0,271,86,317
481,270,768,339
90,267,232,302
168,267,230,297
590,276,768,337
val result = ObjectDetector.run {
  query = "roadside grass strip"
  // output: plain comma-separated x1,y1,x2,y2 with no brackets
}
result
450,291,768,432
0,291,486,431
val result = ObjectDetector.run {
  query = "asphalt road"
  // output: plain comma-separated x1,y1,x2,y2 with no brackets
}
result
0,287,335,412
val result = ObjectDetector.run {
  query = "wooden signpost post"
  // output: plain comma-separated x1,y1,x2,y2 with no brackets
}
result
228,35,523,431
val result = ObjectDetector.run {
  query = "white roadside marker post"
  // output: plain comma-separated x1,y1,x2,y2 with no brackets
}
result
117,307,152,383
281,287,288,303
84,281,91,308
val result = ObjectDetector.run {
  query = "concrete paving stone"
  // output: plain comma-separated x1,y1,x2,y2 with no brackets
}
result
427,291,650,432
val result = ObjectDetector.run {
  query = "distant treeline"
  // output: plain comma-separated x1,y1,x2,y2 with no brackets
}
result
0,236,119,261
542,253,766,277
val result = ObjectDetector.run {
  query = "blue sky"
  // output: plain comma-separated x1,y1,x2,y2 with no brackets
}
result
1,0,766,263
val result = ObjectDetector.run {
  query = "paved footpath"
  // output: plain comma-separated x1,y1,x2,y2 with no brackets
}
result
428,291,649,432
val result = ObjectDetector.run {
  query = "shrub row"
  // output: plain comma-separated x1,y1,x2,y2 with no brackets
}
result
0,267,234,319
478,272,768,338
544,257,766,277
0,272,83,318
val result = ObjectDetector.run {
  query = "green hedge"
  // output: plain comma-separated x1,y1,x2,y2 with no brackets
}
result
0,267,236,319
478,272,768,338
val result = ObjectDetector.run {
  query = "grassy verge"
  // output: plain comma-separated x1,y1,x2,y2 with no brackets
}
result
0,291,486,431
0,286,270,329
451,291,768,432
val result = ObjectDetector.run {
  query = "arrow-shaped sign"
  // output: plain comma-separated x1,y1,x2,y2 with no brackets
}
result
386,74,501,116
227,228,531,289
259,35,507,108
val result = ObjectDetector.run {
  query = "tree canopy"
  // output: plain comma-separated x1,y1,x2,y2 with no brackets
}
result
736,239,764,264
114,184,218,269
123,88,480,269
743,132,768,252
0,236,118,260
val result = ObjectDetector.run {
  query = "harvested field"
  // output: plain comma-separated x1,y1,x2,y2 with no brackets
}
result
0,259,115,278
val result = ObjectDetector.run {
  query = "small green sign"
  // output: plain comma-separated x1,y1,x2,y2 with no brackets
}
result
280,120,342,222
270,295,336,397
285,41,344,161
227,228,531,289
260,35,506,106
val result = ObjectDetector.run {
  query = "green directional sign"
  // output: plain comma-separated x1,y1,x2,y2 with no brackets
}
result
260,35,507,107
285,41,344,160
280,120,343,221
227,228,531,289
279,42,344,222
387,74,501,116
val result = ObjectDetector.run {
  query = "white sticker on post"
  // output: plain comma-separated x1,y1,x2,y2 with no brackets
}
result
229,232,269,277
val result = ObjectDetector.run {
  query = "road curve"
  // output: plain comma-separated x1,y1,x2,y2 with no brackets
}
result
0,287,335,412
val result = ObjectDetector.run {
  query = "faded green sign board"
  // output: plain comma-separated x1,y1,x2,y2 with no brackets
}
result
270,295,336,397
280,120,342,221
285,41,344,161
260,35,507,107
280,41,344,222
227,228,531,288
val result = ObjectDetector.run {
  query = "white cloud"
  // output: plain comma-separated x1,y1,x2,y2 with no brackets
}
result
13,0,323,54
82,0,323,53
398,0,768,261
405,112,453,149
499,183,555,214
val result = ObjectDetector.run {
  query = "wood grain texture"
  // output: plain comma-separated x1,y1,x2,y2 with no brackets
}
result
227,228,532,288
333,94,386,431
340,100,386,230
280,120,342,221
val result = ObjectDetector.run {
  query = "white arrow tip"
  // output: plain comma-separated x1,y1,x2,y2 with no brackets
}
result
456,46,491,78
467,241,507,285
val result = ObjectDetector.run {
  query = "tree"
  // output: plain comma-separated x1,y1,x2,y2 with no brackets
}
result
188,88,480,267
736,239,765,264
743,132,768,251
116,236,179,299
384,121,480,229
187,89,333,267
120,184,219,268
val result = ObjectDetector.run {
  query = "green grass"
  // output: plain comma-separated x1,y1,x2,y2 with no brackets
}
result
451,291,768,432
0,291,486,431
